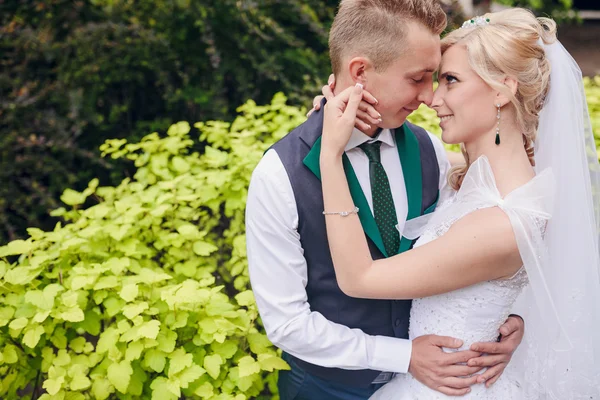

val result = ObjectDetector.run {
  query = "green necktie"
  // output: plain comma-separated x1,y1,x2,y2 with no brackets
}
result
360,141,400,257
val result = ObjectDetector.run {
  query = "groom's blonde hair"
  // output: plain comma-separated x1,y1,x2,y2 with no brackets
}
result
329,0,447,75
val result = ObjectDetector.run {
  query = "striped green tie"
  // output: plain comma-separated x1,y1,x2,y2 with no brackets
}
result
360,141,400,256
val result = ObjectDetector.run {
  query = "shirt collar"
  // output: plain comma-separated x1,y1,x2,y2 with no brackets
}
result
344,127,395,152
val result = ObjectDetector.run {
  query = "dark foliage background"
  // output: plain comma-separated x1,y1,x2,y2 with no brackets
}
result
0,0,577,243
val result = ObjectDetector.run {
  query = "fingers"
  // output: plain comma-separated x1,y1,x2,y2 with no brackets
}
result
328,73,335,89
429,335,463,349
325,84,357,115
308,95,326,116
467,353,508,368
358,102,381,121
322,84,335,101
441,375,479,389
470,341,511,354
354,118,372,132
361,89,378,106
342,83,364,121
444,364,483,377
356,109,382,126
443,350,482,365
313,95,325,110
476,363,507,387
499,315,523,336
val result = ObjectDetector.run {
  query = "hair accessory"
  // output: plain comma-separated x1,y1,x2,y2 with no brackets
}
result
461,16,490,29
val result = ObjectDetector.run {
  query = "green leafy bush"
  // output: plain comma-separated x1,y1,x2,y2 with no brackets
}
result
0,94,306,400
1,83,598,399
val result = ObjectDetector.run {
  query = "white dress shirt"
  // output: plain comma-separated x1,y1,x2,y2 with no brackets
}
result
246,128,452,375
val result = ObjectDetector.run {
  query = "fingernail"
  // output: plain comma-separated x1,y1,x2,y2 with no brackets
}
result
374,97,379,105
455,339,463,346
355,83,363,90
377,118,382,123
377,112,382,118
365,124,371,129
328,75,334,85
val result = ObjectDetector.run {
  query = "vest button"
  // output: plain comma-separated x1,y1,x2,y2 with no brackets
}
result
394,319,401,327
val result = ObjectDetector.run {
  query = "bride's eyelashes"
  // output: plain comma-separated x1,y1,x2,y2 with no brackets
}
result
445,74,459,84
437,71,460,86
440,74,458,85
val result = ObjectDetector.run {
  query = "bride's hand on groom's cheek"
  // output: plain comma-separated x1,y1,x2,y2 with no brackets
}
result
467,315,525,388
409,335,483,396
307,74,381,130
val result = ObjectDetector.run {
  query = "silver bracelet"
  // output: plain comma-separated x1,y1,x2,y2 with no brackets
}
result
322,206,359,217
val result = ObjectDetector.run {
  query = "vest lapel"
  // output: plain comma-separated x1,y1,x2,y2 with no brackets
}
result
395,124,423,253
303,136,388,257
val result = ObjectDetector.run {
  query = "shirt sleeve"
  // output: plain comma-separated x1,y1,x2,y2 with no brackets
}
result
246,149,413,374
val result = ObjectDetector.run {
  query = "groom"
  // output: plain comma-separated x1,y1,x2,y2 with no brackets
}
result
246,1,524,399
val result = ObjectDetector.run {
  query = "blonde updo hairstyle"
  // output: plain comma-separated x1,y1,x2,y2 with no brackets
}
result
444,8,557,190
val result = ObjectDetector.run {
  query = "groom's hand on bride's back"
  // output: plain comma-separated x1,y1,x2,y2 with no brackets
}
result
409,335,482,396
467,315,525,388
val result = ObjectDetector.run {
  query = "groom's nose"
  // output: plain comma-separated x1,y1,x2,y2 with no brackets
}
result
417,84,434,107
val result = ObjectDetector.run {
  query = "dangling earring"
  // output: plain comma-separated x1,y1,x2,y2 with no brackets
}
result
495,104,501,145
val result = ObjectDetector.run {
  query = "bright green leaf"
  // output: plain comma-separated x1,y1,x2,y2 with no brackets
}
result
69,374,91,391
97,328,120,353
119,284,138,302
60,307,84,322
23,325,45,348
235,290,255,306
8,317,28,331
126,341,144,361
237,356,261,378
258,353,290,372
203,354,223,379
176,364,205,388
144,349,166,373
193,241,218,256
107,360,133,394
168,348,192,377
43,376,65,396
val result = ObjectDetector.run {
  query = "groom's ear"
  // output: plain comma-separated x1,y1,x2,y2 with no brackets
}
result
348,57,373,87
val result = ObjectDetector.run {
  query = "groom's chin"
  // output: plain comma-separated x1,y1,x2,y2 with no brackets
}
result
381,115,408,129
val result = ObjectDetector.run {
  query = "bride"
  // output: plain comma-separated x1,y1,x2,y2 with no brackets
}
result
318,8,600,399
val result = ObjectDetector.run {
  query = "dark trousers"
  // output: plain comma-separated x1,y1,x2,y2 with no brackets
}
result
278,353,386,400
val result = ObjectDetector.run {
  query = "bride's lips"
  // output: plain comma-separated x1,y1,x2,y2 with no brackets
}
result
438,114,454,128
403,107,418,113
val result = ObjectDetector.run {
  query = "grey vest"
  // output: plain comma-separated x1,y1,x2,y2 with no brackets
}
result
269,103,440,387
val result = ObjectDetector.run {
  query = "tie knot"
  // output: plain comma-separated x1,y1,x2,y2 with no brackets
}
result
360,141,382,163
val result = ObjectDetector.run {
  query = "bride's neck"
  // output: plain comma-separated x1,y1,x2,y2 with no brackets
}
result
465,127,535,196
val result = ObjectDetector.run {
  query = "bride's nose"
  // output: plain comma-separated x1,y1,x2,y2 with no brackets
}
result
431,87,444,109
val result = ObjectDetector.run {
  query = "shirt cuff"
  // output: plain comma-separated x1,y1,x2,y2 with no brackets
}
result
366,335,413,374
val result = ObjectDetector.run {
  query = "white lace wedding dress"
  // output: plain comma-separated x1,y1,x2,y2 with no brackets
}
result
371,156,554,400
